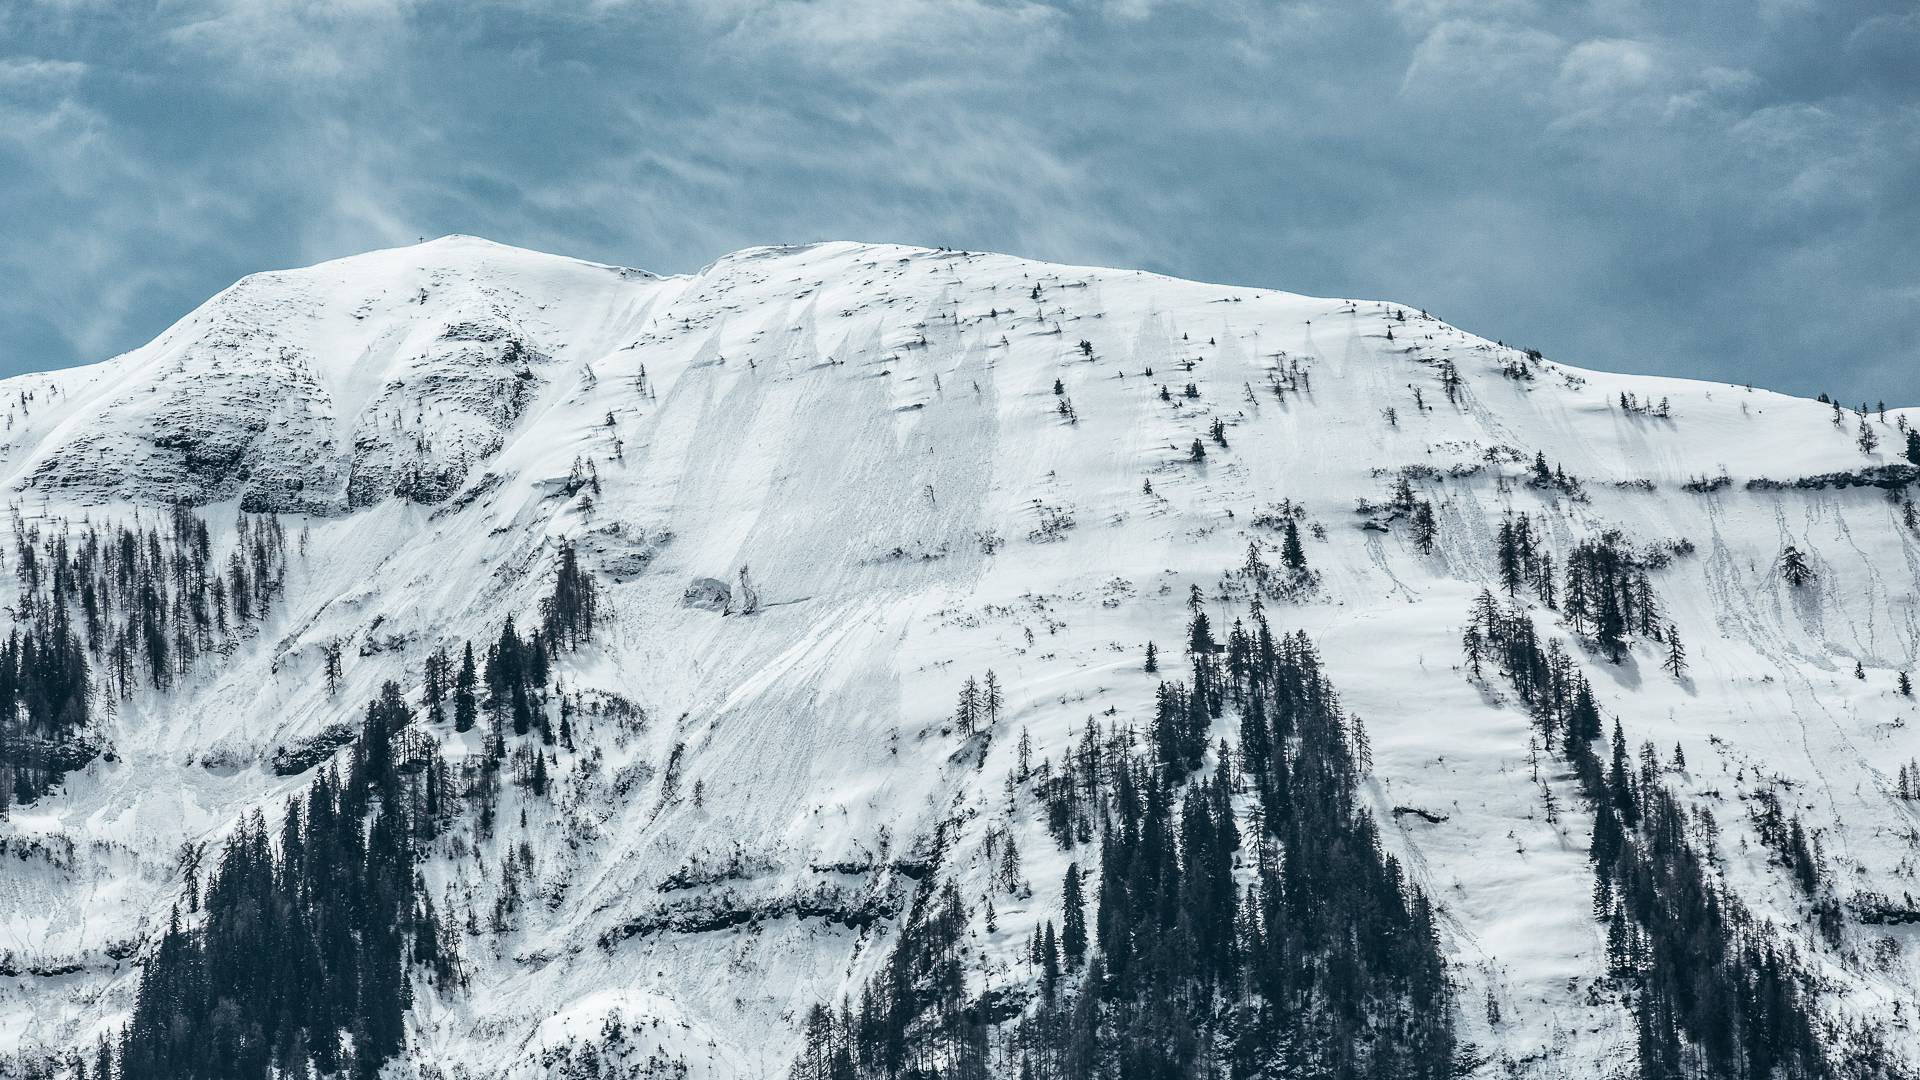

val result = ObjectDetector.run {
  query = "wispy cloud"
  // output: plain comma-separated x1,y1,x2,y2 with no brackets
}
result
0,0,1914,405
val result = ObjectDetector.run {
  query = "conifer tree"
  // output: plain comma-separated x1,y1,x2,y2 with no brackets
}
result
540,543,599,648
1782,546,1814,587
1497,518,1523,596
1040,921,1060,1001
1392,473,1416,510
1281,518,1307,573
1061,863,1087,969
423,646,451,723
998,833,1022,893
1410,501,1437,555
955,677,980,735
322,639,343,695
1661,624,1686,678
1462,624,1485,678
454,643,478,733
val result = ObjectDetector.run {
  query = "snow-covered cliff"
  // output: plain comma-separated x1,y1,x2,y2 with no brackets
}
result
3,236,1918,1079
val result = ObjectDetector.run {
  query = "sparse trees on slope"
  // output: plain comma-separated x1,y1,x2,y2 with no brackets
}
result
1464,598,1854,1080
797,616,1454,1080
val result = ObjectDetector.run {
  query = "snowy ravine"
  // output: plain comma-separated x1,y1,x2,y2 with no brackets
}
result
3,234,1920,1078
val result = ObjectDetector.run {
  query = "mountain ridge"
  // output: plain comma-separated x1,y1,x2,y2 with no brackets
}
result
2,237,1918,1080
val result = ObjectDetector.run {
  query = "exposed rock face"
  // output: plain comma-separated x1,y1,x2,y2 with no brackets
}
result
7,235,639,514
681,577,732,611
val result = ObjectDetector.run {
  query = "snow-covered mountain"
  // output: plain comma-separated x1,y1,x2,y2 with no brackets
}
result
4,235,1920,1079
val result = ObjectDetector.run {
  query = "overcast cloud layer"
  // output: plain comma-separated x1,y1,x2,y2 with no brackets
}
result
1,0,1914,402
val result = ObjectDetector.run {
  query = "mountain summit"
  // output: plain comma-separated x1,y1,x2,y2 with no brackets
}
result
3,238,1918,1079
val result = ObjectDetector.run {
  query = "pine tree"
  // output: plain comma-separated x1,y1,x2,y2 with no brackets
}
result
1411,501,1438,555
454,643,478,733
1061,863,1088,969
1907,430,1920,466
1040,921,1060,1000
1462,623,1486,678
1782,545,1814,588
984,670,1004,727
1144,642,1159,673
998,834,1022,892
322,639,343,695
1281,518,1307,573
1662,624,1686,678
955,677,980,735
1497,517,1523,596
540,543,599,648
1900,671,1913,697
423,646,450,723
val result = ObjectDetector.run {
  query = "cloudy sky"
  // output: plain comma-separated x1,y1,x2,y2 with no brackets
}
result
2,0,1914,402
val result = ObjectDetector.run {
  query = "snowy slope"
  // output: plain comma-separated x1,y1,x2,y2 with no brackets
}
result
3,235,1919,1077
